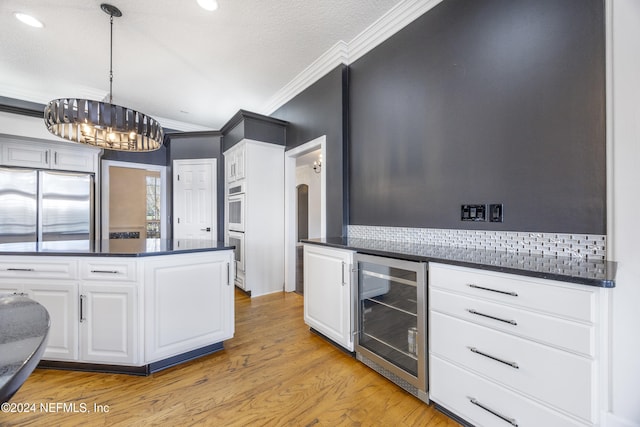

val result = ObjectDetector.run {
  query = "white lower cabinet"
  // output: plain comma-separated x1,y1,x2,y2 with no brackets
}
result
429,263,606,427
23,281,79,361
303,244,354,351
79,283,137,365
144,251,234,363
0,251,234,369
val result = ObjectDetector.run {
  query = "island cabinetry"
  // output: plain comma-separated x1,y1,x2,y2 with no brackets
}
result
429,263,606,427
303,244,354,351
0,249,235,372
0,257,80,361
144,251,234,363
79,259,139,365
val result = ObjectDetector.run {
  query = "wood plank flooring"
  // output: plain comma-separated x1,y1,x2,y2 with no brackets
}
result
3,289,460,427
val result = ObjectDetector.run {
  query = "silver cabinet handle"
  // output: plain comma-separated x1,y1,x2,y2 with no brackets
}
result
341,261,346,286
227,262,230,286
45,150,49,164
468,284,518,297
91,270,120,274
469,397,518,426
7,268,35,272
467,309,517,326
468,346,519,369
79,294,86,322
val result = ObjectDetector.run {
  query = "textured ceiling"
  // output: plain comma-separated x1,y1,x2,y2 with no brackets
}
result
0,0,403,131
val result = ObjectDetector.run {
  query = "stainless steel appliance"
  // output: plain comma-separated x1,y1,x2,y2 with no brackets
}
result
0,167,94,243
228,230,245,288
354,253,428,403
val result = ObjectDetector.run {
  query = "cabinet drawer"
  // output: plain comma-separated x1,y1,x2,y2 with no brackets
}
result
430,355,589,427
430,312,596,422
430,288,595,356
429,263,596,323
81,260,137,281
0,259,78,279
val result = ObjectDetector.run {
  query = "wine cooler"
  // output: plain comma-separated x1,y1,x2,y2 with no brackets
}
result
354,253,428,403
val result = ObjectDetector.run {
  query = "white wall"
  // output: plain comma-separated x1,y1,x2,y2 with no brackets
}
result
0,111,60,141
295,163,322,239
608,1,640,426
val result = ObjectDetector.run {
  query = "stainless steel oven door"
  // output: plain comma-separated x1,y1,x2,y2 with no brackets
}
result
228,230,245,273
228,193,245,232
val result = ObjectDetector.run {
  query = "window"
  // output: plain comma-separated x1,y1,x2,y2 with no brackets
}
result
146,174,161,238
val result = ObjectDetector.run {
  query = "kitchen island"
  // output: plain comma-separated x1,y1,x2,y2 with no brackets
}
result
0,239,235,375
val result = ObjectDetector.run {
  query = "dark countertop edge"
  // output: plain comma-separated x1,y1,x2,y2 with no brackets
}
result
0,245,235,257
302,239,616,289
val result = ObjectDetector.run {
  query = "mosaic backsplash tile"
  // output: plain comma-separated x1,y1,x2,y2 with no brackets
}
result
347,225,607,260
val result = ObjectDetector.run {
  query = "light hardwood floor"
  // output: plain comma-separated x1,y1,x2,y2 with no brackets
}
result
4,289,460,427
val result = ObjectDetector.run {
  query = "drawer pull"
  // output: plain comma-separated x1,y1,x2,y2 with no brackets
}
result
90,270,120,274
469,397,518,426
469,346,519,369
468,284,518,297
7,268,35,272
467,309,517,326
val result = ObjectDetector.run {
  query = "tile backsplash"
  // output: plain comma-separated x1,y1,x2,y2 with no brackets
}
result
347,225,607,260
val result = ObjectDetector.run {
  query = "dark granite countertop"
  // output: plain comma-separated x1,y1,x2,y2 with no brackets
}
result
0,294,50,403
302,237,616,288
0,239,234,257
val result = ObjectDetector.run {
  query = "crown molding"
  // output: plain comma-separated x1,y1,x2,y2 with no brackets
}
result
262,41,349,115
263,0,444,115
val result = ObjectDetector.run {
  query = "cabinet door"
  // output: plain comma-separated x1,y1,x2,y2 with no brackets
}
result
79,283,137,364
225,151,236,183
51,147,96,172
234,146,245,180
144,251,234,363
24,282,79,361
303,244,354,351
1,142,50,168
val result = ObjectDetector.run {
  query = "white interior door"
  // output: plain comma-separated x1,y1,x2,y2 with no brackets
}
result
173,159,217,241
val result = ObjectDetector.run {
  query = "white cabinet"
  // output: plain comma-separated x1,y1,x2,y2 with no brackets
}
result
79,259,139,365
224,139,284,297
0,251,234,370
144,251,234,362
225,144,245,183
429,263,607,427
0,138,99,173
23,282,79,361
0,257,80,362
303,244,354,351
79,283,136,364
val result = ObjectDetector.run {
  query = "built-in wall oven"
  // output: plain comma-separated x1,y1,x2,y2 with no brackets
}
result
228,230,245,289
228,182,245,232
227,181,246,289
354,253,428,403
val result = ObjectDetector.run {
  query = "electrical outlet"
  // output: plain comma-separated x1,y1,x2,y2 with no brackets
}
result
489,204,504,222
461,204,487,221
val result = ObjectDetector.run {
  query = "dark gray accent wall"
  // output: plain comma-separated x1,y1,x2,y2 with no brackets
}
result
349,0,606,234
166,132,224,241
271,65,349,238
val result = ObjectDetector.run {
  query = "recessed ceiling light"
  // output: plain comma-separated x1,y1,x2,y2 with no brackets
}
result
14,12,44,28
197,0,219,12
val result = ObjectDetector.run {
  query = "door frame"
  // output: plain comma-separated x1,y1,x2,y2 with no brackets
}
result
284,135,326,292
101,160,167,240
172,158,217,241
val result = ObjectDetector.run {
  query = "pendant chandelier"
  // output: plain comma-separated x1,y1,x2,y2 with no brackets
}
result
44,3,163,152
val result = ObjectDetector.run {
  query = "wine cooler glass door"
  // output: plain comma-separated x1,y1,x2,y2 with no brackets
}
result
355,254,426,391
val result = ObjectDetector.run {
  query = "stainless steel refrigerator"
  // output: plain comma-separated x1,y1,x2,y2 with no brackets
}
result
0,167,94,243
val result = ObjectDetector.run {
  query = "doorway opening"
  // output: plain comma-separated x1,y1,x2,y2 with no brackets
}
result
101,160,167,241
284,136,326,294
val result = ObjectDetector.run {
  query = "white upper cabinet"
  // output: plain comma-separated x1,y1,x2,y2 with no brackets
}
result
0,137,101,173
